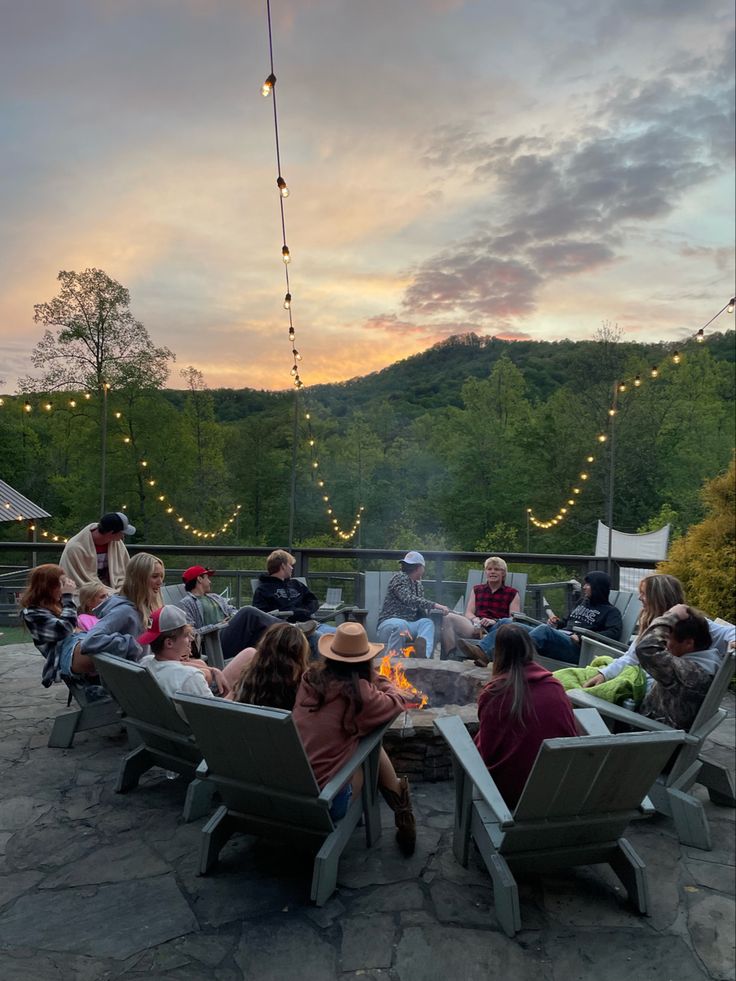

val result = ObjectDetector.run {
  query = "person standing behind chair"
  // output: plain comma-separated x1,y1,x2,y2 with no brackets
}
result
474,623,578,807
376,551,449,658
60,511,136,589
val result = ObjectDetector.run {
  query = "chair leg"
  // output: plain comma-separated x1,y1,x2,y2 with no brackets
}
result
312,806,361,905
199,806,236,875
362,750,382,848
667,787,712,850
48,708,82,748
698,759,736,807
487,853,521,937
183,777,216,823
610,837,649,915
450,761,473,868
116,745,153,793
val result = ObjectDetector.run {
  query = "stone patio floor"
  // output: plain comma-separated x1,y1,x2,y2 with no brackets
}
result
0,643,734,981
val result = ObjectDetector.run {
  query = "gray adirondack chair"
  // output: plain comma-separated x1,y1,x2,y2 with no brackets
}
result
46,676,121,748
93,653,216,822
512,589,641,672
435,712,685,936
161,581,227,669
173,693,394,905
567,650,736,849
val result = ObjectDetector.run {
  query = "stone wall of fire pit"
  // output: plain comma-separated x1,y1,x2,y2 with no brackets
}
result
382,659,488,783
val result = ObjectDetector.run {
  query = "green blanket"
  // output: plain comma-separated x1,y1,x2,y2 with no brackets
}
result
553,656,647,705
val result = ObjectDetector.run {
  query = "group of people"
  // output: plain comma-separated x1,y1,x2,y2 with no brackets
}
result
18,514,735,849
20,517,416,854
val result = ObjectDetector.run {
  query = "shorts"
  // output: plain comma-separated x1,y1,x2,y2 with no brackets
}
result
57,633,81,677
329,782,353,822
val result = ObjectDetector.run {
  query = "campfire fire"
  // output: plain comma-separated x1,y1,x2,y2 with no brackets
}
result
378,654,428,709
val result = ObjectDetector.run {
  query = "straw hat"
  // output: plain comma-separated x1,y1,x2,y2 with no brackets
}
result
318,621,384,663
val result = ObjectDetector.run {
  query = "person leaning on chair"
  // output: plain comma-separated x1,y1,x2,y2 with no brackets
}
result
376,551,450,659
252,549,336,644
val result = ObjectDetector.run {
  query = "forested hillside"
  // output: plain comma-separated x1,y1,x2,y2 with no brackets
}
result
2,331,734,555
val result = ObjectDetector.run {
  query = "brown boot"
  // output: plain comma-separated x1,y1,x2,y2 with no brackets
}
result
380,776,416,856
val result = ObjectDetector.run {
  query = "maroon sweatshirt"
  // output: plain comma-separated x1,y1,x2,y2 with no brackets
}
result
474,662,577,808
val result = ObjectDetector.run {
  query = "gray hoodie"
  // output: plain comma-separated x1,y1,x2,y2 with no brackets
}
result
80,594,144,661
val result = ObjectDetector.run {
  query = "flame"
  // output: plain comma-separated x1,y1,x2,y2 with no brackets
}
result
378,655,428,709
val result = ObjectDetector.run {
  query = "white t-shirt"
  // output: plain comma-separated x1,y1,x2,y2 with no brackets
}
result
140,655,214,701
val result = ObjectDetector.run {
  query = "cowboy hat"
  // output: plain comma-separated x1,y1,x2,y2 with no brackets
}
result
318,621,384,663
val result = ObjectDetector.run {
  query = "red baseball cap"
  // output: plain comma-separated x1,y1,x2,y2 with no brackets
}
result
138,606,189,645
181,565,215,584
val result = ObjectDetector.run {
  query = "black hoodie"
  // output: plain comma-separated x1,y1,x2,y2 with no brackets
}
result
252,574,319,622
559,571,623,641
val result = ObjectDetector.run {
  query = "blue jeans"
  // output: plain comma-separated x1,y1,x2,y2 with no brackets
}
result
377,617,435,658
478,618,515,656
308,622,337,658
528,624,581,664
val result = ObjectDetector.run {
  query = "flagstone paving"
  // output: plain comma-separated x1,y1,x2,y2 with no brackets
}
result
0,643,733,981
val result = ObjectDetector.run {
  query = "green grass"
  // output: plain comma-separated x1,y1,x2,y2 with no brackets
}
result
0,625,29,646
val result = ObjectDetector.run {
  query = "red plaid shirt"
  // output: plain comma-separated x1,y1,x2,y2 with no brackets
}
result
472,583,518,620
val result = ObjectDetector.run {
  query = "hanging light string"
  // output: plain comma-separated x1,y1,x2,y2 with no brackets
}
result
262,0,301,389
0,391,241,540
526,295,734,530
261,0,364,540
303,409,365,540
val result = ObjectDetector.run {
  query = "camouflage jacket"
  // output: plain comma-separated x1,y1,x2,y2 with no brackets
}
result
637,613,720,731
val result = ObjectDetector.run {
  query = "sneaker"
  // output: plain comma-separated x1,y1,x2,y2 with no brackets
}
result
82,685,111,704
296,619,318,637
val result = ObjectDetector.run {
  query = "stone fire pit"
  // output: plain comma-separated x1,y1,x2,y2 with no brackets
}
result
382,658,488,783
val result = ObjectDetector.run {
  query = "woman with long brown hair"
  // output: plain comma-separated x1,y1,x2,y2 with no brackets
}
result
80,552,164,661
21,564,97,687
228,621,310,709
474,623,577,807
292,622,417,855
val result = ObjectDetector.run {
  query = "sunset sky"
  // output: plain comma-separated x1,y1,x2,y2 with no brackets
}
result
2,0,734,393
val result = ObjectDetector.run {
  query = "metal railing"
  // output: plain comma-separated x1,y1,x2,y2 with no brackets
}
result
0,542,657,624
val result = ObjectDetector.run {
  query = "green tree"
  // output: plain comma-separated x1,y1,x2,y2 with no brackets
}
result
659,459,736,621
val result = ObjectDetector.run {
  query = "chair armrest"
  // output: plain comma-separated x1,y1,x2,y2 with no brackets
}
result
573,626,627,650
566,690,700,745
573,707,610,736
318,717,395,804
434,715,514,827
511,612,541,627
195,759,209,779
197,621,230,637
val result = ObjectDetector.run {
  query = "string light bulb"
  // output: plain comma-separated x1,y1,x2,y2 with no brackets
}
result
283,292,291,310
634,375,641,386
672,351,681,364
261,73,276,97
292,348,302,361
276,176,289,198
650,366,658,378
24,402,32,413
695,329,704,343
728,297,735,314
282,245,291,264
618,382,626,393
597,434,607,443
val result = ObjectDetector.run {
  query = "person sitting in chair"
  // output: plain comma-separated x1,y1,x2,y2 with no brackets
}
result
253,549,335,646
376,551,450,659
634,604,720,731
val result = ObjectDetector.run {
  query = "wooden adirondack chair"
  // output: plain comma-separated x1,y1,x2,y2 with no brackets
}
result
512,589,641,672
93,653,216,822
435,712,685,936
567,650,736,848
173,693,394,905
46,676,121,749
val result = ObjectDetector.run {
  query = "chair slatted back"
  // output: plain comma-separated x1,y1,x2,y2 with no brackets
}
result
174,695,333,834
513,730,683,823
161,583,187,606
94,653,201,765
325,587,343,606
364,571,401,639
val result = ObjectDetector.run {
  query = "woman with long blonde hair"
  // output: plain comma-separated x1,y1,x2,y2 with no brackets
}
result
81,552,165,661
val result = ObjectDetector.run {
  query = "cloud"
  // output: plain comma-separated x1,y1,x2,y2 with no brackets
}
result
399,48,733,324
